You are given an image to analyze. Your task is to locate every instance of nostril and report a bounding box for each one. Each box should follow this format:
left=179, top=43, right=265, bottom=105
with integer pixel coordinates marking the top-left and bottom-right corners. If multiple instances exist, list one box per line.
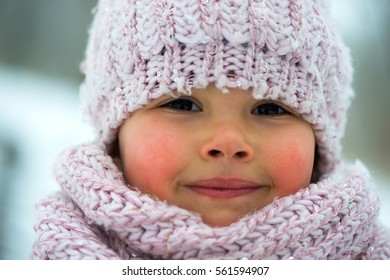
left=209, top=149, right=222, bottom=157
left=235, top=151, right=248, bottom=158
left=208, top=150, right=248, bottom=158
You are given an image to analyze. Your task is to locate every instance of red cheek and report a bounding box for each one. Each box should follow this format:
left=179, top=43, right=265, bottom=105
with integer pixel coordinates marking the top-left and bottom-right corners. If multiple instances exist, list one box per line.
left=123, top=125, right=184, bottom=199
left=269, top=139, right=314, bottom=196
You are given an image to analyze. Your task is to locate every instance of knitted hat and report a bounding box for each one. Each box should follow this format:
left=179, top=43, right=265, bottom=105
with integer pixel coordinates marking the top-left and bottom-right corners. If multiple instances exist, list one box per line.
left=80, top=0, right=354, bottom=177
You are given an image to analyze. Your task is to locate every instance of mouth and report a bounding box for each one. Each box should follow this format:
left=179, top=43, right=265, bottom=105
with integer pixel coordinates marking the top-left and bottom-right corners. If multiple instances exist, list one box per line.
left=185, top=178, right=264, bottom=199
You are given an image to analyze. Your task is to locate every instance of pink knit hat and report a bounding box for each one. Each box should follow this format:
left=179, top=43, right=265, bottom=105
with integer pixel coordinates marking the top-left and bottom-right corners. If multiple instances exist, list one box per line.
left=80, top=0, right=354, bottom=176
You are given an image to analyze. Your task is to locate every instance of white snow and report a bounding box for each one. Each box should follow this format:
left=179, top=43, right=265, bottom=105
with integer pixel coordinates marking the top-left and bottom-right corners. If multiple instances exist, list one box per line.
left=0, top=66, right=93, bottom=259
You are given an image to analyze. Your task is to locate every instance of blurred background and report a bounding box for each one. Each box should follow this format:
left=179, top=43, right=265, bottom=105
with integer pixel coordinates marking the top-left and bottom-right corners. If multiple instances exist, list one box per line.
left=0, top=0, right=389, bottom=259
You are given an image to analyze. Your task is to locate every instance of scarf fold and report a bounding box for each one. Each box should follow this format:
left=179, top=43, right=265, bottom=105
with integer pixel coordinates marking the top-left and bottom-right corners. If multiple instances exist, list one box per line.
left=31, top=143, right=390, bottom=259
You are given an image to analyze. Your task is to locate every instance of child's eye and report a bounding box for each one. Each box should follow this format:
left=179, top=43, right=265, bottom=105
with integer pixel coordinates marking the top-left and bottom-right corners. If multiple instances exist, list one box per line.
left=251, top=103, right=287, bottom=116
left=161, top=98, right=201, bottom=112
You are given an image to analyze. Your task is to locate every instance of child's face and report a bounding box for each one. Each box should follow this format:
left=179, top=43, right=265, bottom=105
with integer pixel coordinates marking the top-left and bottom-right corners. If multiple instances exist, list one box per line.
left=118, top=84, right=315, bottom=227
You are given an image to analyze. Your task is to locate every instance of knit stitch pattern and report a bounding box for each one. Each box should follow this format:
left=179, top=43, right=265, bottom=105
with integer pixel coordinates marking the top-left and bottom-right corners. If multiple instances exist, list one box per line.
left=31, top=143, right=390, bottom=260
left=80, top=0, right=353, bottom=175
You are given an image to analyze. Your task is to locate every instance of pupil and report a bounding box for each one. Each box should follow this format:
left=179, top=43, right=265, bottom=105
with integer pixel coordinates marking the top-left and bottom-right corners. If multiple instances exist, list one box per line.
left=261, top=104, right=279, bottom=115
left=172, top=100, right=193, bottom=110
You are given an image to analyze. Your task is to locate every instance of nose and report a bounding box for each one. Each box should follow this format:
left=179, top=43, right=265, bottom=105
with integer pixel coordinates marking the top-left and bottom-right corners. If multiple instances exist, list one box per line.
left=200, top=124, right=254, bottom=162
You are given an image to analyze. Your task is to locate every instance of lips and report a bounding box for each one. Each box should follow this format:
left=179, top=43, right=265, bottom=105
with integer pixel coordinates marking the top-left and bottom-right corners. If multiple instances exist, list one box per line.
left=185, top=178, right=263, bottom=199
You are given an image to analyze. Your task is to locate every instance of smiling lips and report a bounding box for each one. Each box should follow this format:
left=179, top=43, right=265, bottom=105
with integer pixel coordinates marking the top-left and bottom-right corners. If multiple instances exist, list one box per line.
left=186, top=178, right=263, bottom=199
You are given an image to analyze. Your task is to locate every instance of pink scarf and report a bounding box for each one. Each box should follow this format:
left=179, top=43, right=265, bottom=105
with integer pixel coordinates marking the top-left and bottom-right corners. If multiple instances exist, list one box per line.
left=31, top=143, right=390, bottom=259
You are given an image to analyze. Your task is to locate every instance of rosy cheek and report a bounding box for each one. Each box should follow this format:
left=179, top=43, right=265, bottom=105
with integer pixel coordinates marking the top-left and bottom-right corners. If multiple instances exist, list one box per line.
left=269, top=138, right=314, bottom=196
left=121, top=120, right=184, bottom=200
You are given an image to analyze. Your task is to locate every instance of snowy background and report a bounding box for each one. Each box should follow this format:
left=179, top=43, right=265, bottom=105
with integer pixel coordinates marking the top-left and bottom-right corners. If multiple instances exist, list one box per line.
left=0, top=0, right=389, bottom=259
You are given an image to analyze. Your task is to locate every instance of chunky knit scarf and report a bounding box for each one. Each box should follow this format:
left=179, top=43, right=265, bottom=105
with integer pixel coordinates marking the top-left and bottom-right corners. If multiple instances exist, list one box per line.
left=31, top=143, right=390, bottom=260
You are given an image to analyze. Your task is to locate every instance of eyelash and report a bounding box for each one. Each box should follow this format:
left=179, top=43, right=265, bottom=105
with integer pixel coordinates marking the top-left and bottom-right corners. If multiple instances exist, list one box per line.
left=251, top=103, right=288, bottom=116
left=161, top=98, right=201, bottom=112
left=161, top=98, right=288, bottom=116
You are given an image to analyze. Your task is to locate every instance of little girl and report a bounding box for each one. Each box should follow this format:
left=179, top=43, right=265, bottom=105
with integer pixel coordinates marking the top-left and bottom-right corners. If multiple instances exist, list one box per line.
left=31, top=0, right=390, bottom=259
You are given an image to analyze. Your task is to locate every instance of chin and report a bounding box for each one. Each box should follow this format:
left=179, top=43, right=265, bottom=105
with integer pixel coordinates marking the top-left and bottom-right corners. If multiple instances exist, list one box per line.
left=201, top=213, right=243, bottom=227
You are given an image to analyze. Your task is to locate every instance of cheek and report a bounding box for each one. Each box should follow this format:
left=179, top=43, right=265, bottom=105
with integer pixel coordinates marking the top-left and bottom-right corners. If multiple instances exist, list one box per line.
left=267, top=136, right=315, bottom=196
left=120, top=117, right=186, bottom=199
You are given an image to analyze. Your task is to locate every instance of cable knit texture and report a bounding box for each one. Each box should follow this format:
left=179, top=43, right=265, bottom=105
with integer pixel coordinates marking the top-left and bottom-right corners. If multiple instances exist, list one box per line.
left=31, top=143, right=390, bottom=260
left=80, top=0, right=353, bottom=175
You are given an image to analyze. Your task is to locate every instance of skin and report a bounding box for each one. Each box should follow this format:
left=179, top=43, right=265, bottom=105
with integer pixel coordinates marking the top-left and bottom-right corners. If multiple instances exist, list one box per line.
left=117, top=84, right=316, bottom=227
